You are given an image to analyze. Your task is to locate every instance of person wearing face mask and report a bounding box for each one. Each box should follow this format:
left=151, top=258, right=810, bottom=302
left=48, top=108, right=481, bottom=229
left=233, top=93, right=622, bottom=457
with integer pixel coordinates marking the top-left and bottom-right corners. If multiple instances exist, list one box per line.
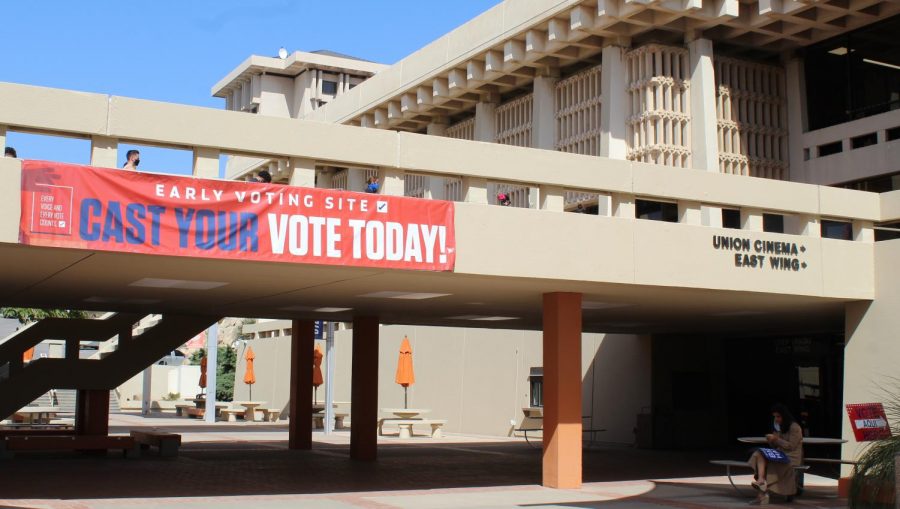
left=746, top=403, right=804, bottom=505
left=123, top=150, right=140, bottom=170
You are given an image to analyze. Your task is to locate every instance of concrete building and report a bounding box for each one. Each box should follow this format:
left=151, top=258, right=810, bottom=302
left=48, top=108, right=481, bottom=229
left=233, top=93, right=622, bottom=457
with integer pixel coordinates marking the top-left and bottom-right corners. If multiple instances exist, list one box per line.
left=0, top=0, right=898, bottom=492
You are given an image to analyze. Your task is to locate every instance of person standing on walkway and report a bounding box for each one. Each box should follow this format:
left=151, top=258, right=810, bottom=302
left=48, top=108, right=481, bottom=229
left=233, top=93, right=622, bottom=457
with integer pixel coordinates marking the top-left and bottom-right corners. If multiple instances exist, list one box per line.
left=123, top=149, right=140, bottom=170
left=4, top=147, right=16, bottom=158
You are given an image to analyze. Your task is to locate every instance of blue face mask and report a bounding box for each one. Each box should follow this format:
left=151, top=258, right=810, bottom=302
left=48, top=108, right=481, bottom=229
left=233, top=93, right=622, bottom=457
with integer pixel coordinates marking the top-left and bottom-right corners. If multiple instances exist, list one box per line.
left=773, top=421, right=781, bottom=432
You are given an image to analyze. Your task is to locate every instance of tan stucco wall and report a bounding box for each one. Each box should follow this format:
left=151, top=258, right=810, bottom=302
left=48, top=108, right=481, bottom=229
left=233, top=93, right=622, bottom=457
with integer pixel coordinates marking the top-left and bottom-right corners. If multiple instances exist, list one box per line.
left=234, top=325, right=651, bottom=442
left=842, top=239, right=900, bottom=474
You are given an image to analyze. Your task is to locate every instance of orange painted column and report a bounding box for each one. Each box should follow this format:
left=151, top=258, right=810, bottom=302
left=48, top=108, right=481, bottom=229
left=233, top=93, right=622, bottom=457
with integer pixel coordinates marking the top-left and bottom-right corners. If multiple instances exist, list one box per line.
left=542, top=292, right=583, bottom=489
left=75, top=389, right=109, bottom=437
left=289, top=319, right=315, bottom=450
left=350, top=316, right=379, bottom=461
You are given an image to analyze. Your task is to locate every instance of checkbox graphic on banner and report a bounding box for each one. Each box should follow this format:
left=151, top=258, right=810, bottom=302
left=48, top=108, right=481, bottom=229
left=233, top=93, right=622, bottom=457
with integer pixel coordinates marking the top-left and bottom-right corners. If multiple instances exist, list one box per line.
left=376, top=200, right=389, bottom=213
left=30, top=184, right=74, bottom=236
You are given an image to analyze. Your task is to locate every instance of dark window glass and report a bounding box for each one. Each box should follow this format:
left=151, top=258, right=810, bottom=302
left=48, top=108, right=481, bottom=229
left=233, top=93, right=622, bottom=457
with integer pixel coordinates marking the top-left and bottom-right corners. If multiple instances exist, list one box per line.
left=851, top=133, right=878, bottom=149
left=805, top=16, right=900, bottom=131
left=875, top=224, right=900, bottom=242
left=821, top=220, right=853, bottom=240
left=838, top=171, right=900, bottom=193
left=636, top=199, right=678, bottom=222
left=887, top=126, right=900, bottom=142
left=763, top=214, right=785, bottom=233
left=530, top=377, right=543, bottom=408
left=722, top=209, right=741, bottom=229
left=321, top=80, right=338, bottom=95
left=818, top=141, right=843, bottom=157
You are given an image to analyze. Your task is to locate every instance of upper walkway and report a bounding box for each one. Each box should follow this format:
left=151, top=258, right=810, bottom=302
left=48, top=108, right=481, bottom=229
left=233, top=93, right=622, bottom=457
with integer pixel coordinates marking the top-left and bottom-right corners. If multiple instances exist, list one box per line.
left=1, top=81, right=897, bottom=333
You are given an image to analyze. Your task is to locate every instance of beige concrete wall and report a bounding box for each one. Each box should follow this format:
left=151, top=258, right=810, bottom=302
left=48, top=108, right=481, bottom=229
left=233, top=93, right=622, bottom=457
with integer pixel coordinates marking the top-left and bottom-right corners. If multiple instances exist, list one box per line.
left=0, top=157, right=21, bottom=244
left=842, top=239, right=900, bottom=474
left=258, top=76, right=294, bottom=118
left=118, top=364, right=202, bottom=404
left=234, top=324, right=651, bottom=443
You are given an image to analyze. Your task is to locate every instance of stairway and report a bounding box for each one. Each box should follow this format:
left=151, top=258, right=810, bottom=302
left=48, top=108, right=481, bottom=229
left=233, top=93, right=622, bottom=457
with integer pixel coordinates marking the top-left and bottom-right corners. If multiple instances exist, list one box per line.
left=26, top=389, right=119, bottom=415
left=0, top=313, right=218, bottom=420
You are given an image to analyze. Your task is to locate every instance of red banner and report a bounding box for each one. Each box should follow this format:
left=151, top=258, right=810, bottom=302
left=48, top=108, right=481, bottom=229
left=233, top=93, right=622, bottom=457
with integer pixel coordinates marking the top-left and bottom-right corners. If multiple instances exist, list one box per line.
left=846, top=403, right=892, bottom=442
left=19, top=161, right=456, bottom=271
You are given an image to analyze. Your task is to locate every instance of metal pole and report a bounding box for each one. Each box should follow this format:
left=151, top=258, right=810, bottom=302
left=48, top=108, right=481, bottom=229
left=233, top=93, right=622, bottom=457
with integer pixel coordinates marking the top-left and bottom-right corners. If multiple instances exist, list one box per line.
left=204, top=323, right=218, bottom=423
left=324, top=322, right=335, bottom=434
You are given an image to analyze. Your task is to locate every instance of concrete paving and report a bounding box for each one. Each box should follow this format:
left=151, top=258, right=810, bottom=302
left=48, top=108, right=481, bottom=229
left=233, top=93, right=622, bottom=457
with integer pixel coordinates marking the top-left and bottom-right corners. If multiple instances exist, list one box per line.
left=0, top=412, right=846, bottom=509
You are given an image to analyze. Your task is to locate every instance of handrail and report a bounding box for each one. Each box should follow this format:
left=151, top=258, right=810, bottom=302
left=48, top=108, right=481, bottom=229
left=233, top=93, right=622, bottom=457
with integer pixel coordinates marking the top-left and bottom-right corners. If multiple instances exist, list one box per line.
left=0, top=81, right=889, bottom=224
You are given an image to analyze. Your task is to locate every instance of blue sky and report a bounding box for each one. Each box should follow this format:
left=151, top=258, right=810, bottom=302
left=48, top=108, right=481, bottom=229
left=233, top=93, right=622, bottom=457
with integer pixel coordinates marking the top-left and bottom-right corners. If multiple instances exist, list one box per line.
left=2, top=0, right=499, bottom=175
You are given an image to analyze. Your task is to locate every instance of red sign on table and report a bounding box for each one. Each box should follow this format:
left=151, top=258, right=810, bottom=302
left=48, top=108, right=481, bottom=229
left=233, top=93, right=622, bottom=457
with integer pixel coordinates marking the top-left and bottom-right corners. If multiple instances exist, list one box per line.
left=19, top=161, right=456, bottom=271
left=846, top=403, right=892, bottom=442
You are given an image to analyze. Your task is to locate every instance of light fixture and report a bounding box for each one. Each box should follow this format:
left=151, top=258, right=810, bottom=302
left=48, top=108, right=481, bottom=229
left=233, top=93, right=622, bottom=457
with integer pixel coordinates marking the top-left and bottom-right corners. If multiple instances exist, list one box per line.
left=278, top=47, right=288, bottom=59
left=582, top=301, right=631, bottom=310
left=314, top=307, right=352, bottom=313
left=828, top=47, right=850, bottom=56
left=129, top=278, right=228, bottom=290
left=863, top=58, right=900, bottom=71
left=447, top=315, right=518, bottom=321
left=359, top=291, right=451, bottom=300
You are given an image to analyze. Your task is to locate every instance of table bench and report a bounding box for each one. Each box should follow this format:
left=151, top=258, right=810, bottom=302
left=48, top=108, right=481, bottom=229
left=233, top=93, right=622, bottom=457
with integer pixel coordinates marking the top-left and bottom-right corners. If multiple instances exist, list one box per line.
left=710, top=459, right=809, bottom=496
left=174, top=403, right=193, bottom=417
left=313, top=412, right=350, bottom=429
left=185, top=408, right=206, bottom=419
left=260, top=409, right=281, bottom=422
left=220, top=409, right=244, bottom=422
left=0, top=435, right=139, bottom=459
left=378, top=418, right=447, bottom=438
left=130, top=431, right=181, bottom=457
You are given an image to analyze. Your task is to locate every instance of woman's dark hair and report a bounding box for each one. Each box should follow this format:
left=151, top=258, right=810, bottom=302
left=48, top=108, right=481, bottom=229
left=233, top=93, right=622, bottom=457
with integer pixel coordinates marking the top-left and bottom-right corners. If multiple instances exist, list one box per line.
left=771, top=403, right=796, bottom=432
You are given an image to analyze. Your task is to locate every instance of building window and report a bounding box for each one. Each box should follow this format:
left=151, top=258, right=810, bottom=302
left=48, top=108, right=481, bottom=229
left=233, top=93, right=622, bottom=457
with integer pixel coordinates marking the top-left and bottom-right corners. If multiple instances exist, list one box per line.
left=529, top=368, right=543, bottom=408
left=821, top=220, right=853, bottom=240
left=322, top=80, right=338, bottom=95
left=838, top=171, right=900, bottom=193
left=763, top=214, right=785, bottom=233
left=722, top=209, right=741, bottom=229
left=636, top=199, right=678, bottom=222
left=805, top=16, right=900, bottom=131
left=875, top=222, right=900, bottom=242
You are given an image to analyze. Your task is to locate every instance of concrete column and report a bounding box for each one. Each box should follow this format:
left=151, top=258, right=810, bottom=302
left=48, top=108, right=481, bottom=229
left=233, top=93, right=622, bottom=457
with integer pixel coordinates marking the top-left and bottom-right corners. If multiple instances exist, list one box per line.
left=687, top=38, right=719, bottom=172
left=90, top=136, right=119, bottom=169
left=379, top=168, right=405, bottom=196
left=474, top=94, right=499, bottom=142
left=679, top=200, right=702, bottom=225
left=532, top=70, right=559, bottom=150
left=350, top=316, right=379, bottom=461
left=853, top=220, right=874, bottom=242
left=75, top=389, right=109, bottom=437
left=462, top=177, right=488, bottom=204
left=540, top=185, right=565, bottom=211
left=289, top=319, right=315, bottom=450
left=600, top=44, right=629, bottom=159
left=786, top=214, right=819, bottom=237
left=192, top=147, right=220, bottom=179
left=427, top=119, right=448, bottom=136
left=425, top=119, right=449, bottom=197
left=611, top=193, right=635, bottom=218
left=701, top=205, right=723, bottom=228
left=784, top=57, right=807, bottom=181
left=317, top=169, right=334, bottom=189
left=542, top=292, right=582, bottom=489
left=741, top=209, right=763, bottom=232
left=347, top=168, right=367, bottom=193
left=289, top=157, right=316, bottom=188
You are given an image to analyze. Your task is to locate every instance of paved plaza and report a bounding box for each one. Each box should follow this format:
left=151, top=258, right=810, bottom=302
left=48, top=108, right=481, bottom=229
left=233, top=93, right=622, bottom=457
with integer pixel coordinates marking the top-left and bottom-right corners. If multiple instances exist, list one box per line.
left=0, top=413, right=844, bottom=509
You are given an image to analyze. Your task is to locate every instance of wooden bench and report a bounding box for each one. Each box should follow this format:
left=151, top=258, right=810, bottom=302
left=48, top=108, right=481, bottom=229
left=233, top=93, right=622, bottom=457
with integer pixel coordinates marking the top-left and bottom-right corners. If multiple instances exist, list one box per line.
left=0, top=435, right=139, bottom=459
left=378, top=419, right=447, bottom=438
left=130, top=431, right=181, bottom=457
left=260, top=409, right=281, bottom=422
left=710, top=459, right=809, bottom=495
left=174, top=403, right=194, bottom=417
left=220, top=409, right=244, bottom=422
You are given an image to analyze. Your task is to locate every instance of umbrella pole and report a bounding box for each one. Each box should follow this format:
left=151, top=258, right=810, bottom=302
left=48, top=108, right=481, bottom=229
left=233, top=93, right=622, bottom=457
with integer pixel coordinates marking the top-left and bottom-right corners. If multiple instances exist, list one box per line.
left=314, top=386, right=317, bottom=404
left=404, top=386, right=408, bottom=409
left=249, top=385, right=252, bottom=401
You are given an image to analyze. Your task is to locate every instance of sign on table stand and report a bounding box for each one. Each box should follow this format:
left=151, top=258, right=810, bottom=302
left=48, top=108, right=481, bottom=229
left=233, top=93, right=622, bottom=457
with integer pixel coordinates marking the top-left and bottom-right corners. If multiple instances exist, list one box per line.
left=846, top=403, right=891, bottom=441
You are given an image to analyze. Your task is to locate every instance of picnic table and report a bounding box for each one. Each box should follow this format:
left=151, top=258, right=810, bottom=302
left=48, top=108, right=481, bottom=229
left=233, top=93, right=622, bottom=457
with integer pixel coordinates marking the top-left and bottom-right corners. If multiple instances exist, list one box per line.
left=232, top=401, right=266, bottom=422
left=381, top=408, right=430, bottom=419
left=737, top=436, right=847, bottom=445
left=14, top=407, right=58, bottom=425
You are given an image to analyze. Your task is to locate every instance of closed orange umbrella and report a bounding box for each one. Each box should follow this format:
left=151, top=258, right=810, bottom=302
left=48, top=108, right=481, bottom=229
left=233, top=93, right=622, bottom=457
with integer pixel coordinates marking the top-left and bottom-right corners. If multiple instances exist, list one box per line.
left=23, top=347, right=35, bottom=363
left=395, top=337, right=415, bottom=409
left=313, top=345, right=324, bottom=402
left=199, top=354, right=208, bottom=391
left=243, top=346, right=256, bottom=400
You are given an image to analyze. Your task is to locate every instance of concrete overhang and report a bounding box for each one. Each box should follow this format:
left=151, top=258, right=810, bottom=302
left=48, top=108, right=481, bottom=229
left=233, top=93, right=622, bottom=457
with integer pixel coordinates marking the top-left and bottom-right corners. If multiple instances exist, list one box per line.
left=212, top=51, right=388, bottom=98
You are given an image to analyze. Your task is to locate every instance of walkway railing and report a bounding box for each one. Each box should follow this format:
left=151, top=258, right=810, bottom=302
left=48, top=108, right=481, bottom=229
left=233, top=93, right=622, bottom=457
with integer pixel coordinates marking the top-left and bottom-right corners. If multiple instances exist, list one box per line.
left=1, top=81, right=895, bottom=242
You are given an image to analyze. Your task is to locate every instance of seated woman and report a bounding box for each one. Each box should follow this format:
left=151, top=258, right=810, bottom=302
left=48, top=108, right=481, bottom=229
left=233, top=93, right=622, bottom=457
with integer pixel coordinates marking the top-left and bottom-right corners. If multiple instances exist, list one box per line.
left=747, top=403, right=804, bottom=505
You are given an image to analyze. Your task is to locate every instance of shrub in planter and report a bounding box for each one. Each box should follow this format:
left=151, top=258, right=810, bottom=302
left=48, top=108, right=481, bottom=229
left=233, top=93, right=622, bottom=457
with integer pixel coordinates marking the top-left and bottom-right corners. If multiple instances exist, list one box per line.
left=849, top=380, right=900, bottom=509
